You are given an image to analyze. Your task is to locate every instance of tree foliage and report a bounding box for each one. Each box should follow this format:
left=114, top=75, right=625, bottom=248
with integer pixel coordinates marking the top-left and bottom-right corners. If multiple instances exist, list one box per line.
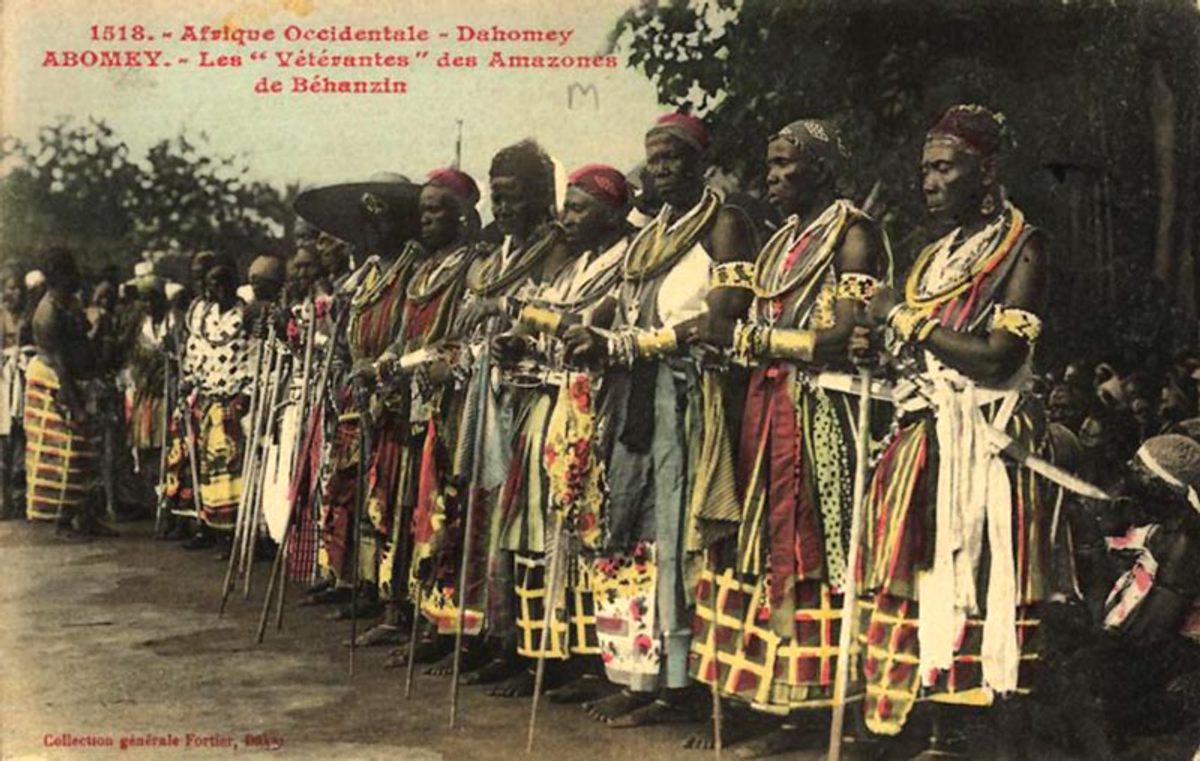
left=0, top=117, right=295, bottom=280
left=614, top=0, right=1200, bottom=369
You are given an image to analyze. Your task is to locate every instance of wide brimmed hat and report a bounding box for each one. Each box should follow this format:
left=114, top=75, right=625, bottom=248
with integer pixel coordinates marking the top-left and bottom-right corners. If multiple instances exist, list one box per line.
left=294, top=171, right=421, bottom=250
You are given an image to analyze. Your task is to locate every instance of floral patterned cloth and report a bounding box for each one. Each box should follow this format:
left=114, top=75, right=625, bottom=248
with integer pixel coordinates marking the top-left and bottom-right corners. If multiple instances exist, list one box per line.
left=593, top=541, right=663, bottom=691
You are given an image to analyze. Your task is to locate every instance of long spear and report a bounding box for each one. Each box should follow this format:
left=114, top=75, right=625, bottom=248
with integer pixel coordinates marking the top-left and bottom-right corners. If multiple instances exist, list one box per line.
left=448, top=332, right=493, bottom=727
left=826, top=369, right=872, bottom=761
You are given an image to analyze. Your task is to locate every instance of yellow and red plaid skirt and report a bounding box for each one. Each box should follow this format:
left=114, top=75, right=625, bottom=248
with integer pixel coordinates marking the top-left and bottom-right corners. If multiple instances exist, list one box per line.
left=23, top=357, right=98, bottom=521
left=858, top=593, right=1042, bottom=736
left=691, top=568, right=861, bottom=712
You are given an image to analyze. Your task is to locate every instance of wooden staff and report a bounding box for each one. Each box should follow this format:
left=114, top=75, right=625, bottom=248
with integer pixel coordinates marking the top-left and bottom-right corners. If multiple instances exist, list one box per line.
left=256, top=519, right=286, bottom=643
left=526, top=512, right=567, bottom=752
left=708, top=547, right=723, bottom=759
left=243, top=320, right=285, bottom=599
left=449, top=335, right=493, bottom=728
left=404, top=589, right=421, bottom=700
left=826, top=369, right=872, bottom=761
left=219, top=317, right=272, bottom=615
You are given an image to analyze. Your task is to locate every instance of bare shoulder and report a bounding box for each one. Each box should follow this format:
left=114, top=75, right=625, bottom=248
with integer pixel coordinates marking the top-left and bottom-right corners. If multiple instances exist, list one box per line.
left=707, top=204, right=757, bottom=263
left=838, top=216, right=885, bottom=275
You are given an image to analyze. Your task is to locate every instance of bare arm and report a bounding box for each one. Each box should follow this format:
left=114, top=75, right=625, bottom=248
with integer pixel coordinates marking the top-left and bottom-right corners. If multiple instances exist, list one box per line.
left=765, top=219, right=882, bottom=366
left=702, top=205, right=757, bottom=330
left=33, top=301, right=86, bottom=415
left=921, top=233, right=1047, bottom=384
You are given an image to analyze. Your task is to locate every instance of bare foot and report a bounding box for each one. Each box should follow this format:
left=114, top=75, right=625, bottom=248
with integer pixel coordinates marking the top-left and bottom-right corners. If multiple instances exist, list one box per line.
left=426, top=645, right=488, bottom=676
left=733, top=724, right=820, bottom=759
left=681, top=713, right=764, bottom=750
left=583, top=690, right=653, bottom=724
left=461, top=657, right=521, bottom=686
left=608, top=698, right=700, bottom=729
left=547, top=674, right=617, bottom=705
left=487, top=669, right=536, bottom=698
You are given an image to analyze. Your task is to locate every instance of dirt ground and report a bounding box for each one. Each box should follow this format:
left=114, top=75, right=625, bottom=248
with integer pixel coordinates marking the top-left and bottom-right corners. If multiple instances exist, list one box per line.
left=0, top=519, right=1195, bottom=761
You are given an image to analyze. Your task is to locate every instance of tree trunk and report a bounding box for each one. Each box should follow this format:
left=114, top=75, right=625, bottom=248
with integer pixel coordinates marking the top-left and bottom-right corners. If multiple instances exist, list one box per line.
left=1149, top=57, right=1178, bottom=286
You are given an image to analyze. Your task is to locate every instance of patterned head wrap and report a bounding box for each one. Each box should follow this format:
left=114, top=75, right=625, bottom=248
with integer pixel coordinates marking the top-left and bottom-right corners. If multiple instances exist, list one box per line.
left=927, top=104, right=1008, bottom=158
left=770, top=119, right=851, bottom=189
left=1137, top=434, right=1200, bottom=512
left=426, top=168, right=480, bottom=207
left=646, top=112, right=711, bottom=154
left=568, top=164, right=630, bottom=210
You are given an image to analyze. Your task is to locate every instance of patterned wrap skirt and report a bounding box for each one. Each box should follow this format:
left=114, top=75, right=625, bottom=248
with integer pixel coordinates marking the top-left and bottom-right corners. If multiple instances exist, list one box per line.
left=196, top=396, right=246, bottom=532
left=857, top=399, right=1051, bottom=736
left=23, top=357, right=98, bottom=521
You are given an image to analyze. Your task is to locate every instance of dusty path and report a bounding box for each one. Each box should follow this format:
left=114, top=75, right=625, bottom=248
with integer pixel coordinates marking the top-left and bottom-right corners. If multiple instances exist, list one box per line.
left=1, top=520, right=1192, bottom=760
left=0, top=521, right=712, bottom=761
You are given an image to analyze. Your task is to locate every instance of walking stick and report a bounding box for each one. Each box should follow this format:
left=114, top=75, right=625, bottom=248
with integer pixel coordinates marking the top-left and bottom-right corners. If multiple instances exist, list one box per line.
left=154, top=355, right=171, bottom=534
left=404, top=589, right=421, bottom=699
left=526, top=513, right=567, bottom=752
left=449, top=333, right=493, bottom=728
left=708, top=547, right=723, bottom=759
left=827, top=369, right=873, bottom=761
left=234, top=325, right=269, bottom=569
left=256, top=525, right=285, bottom=644
left=275, top=303, right=318, bottom=621
left=349, top=377, right=373, bottom=679
left=221, top=322, right=270, bottom=614
left=244, top=324, right=282, bottom=597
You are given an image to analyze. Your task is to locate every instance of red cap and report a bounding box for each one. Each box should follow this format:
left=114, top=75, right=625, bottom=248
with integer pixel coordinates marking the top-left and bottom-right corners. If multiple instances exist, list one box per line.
left=568, top=164, right=629, bottom=209
left=425, top=168, right=480, bottom=206
left=927, top=105, right=1006, bottom=157
left=647, top=112, right=711, bottom=153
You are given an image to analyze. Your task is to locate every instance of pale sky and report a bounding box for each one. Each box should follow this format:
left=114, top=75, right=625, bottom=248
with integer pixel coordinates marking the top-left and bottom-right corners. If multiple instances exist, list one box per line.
left=1, top=0, right=666, bottom=197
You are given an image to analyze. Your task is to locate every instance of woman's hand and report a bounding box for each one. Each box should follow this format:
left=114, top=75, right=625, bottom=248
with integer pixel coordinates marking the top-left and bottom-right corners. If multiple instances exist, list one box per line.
left=563, top=325, right=606, bottom=364
left=866, top=285, right=900, bottom=327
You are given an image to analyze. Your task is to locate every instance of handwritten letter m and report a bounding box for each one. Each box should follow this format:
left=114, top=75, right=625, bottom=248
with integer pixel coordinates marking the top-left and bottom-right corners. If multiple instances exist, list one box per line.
left=567, top=83, right=599, bottom=110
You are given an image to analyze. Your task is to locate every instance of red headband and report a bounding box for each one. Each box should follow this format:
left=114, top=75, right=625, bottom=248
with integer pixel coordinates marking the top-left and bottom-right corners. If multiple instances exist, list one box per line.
left=647, top=112, right=711, bottom=152
left=568, top=164, right=629, bottom=209
left=426, top=168, right=480, bottom=206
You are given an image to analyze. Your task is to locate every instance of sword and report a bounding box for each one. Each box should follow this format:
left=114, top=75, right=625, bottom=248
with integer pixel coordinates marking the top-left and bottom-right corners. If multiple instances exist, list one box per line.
left=980, top=424, right=1113, bottom=501
left=817, top=369, right=1112, bottom=501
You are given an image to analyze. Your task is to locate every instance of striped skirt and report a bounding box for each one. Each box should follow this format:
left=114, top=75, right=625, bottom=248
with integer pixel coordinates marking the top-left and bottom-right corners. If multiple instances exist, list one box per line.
left=23, top=357, right=98, bottom=521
